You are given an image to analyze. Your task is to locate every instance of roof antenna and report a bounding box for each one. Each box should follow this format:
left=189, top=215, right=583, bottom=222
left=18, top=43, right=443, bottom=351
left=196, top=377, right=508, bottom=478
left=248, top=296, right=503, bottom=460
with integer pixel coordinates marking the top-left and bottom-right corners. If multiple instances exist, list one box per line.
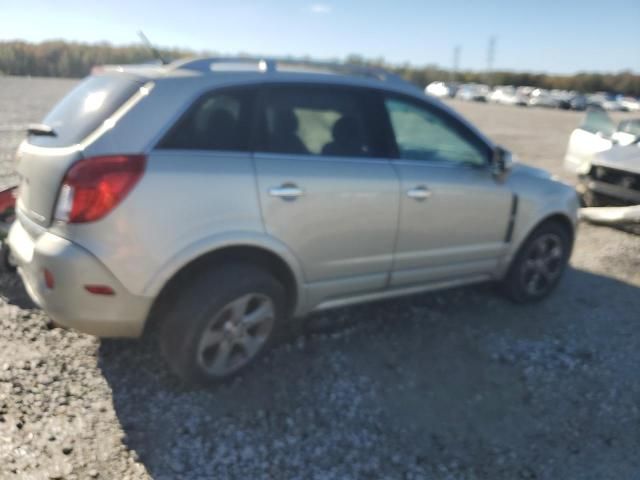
left=137, top=30, right=169, bottom=65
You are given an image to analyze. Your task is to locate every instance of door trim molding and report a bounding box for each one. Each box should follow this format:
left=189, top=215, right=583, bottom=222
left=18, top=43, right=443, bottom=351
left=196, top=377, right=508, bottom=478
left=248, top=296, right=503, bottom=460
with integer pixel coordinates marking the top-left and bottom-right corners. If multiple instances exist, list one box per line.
left=312, top=274, right=490, bottom=311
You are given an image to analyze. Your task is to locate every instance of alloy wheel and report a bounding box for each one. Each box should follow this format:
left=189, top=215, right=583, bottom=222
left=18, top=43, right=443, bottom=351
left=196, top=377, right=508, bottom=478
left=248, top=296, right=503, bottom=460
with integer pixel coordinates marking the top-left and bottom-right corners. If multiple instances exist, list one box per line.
left=196, top=293, right=275, bottom=377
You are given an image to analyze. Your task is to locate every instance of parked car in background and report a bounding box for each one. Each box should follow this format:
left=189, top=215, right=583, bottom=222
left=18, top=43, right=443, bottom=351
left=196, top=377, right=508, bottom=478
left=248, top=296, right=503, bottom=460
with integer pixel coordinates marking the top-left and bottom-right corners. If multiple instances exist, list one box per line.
left=455, top=83, right=489, bottom=102
left=550, top=90, right=574, bottom=110
left=528, top=89, right=560, bottom=109
left=488, top=86, right=528, bottom=106
left=588, top=93, right=627, bottom=111
left=565, top=108, right=640, bottom=206
left=425, top=81, right=459, bottom=98
left=516, top=86, right=535, bottom=98
left=569, top=94, right=588, bottom=111
left=9, top=58, right=578, bottom=384
left=620, top=97, right=640, bottom=112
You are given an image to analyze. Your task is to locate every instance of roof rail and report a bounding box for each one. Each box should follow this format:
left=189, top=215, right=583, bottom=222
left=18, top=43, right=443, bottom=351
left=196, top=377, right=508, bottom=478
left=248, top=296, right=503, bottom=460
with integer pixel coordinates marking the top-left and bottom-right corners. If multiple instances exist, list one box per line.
left=170, top=57, right=276, bottom=73
left=170, top=56, right=411, bottom=87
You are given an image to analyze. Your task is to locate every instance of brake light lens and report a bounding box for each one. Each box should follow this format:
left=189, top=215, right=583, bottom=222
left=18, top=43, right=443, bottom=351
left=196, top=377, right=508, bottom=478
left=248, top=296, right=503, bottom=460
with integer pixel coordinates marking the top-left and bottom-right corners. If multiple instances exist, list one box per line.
left=84, top=285, right=115, bottom=295
left=55, top=155, right=146, bottom=223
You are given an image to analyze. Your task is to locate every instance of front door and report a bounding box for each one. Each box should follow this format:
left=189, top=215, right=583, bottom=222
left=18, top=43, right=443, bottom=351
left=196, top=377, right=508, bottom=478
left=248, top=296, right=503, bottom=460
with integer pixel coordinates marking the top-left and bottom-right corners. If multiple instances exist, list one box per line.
left=382, top=95, right=513, bottom=287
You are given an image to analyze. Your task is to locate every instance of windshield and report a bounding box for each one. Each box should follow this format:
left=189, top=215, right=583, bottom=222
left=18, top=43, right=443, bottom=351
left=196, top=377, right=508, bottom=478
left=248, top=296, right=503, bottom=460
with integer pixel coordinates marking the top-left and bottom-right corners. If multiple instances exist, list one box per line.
left=580, top=108, right=616, bottom=137
left=618, top=119, right=640, bottom=137
left=29, top=75, right=143, bottom=147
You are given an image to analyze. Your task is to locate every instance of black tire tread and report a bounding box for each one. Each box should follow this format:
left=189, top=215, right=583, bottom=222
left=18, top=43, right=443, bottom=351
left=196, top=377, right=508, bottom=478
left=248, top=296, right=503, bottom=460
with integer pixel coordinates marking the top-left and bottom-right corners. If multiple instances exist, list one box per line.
left=158, top=263, right=286, bottom=384
left=502, top=220, right=572, bottom=303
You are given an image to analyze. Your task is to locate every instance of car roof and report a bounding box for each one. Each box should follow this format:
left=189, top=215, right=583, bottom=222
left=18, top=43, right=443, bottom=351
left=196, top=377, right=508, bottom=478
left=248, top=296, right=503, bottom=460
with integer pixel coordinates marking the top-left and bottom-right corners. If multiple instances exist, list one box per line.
left=96, top=56, right=427, bottom=99
left=94, top=56, right=496, bottom=150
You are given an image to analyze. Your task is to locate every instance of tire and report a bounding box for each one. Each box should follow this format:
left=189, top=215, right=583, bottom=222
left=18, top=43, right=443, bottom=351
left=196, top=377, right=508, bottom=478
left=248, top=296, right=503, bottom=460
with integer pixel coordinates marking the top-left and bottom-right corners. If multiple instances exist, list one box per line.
left=159, top=264, right=286, bottom=384
left=502, top=221, right=572, bottom=303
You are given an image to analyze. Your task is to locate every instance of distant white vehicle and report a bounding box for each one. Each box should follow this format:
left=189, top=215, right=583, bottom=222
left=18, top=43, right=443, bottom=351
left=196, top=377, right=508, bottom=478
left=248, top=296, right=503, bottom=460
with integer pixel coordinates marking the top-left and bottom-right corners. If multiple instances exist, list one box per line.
left=564, top=108, right=640, bottom=207
left=425, top=81, right=458, bottom=98
left=620, top=97, right=640, bottom=112
left=588, top=93, right=626, bottom=111
left=516, top=86, right=535, bottom=98
left=528, top=88, right=561, bottom=109
left=455, top=83, right=489, bottom=102
left=488, top=86, right=527, bottom=106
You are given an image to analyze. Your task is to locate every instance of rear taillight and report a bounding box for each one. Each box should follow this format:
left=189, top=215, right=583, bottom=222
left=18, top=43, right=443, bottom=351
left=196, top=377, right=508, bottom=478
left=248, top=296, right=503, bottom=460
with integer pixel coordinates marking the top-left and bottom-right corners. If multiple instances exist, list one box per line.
left=54, top=155, right=146, bottom=223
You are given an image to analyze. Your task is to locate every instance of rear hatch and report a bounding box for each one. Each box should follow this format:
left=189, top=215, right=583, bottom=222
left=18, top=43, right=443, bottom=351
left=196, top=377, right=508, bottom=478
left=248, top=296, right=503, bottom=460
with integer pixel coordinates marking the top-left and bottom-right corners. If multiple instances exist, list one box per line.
left=16, top=74, right=145, bottom=228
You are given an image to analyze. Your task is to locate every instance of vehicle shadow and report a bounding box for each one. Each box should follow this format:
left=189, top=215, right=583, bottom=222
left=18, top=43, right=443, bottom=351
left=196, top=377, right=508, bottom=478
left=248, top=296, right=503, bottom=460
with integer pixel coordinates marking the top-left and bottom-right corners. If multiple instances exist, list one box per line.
left=98, top=267, right=640, bottom=478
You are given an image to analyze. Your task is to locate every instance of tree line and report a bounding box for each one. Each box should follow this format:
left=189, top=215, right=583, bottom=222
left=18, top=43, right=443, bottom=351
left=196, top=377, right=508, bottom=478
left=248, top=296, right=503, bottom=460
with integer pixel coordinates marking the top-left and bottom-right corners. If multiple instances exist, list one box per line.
left=1, top=40, right=639, bottom=96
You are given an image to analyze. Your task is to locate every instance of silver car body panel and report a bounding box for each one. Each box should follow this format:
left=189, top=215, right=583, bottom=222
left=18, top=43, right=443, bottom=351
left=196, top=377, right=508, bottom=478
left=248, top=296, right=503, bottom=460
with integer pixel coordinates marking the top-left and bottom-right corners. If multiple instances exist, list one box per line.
left=389, top=159, right=512, bottom=286
left=496, top=164, right=579, bottom=276
left=8, top=63, right=579, bottom=335
left=254, top=153, right=399, bottom=281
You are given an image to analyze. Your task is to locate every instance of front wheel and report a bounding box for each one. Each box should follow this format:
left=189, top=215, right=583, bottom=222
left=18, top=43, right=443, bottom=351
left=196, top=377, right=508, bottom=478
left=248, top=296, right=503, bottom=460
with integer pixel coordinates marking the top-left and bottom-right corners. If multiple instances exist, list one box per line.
left=502, top=222, right=572, bottom=302
left=159, top=264, right=286, bottom=384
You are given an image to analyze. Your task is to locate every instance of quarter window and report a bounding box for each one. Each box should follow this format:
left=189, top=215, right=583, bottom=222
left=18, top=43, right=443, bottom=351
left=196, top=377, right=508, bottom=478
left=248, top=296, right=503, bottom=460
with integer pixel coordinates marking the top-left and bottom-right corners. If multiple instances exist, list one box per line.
left=159, top=88, right=255, bottom=151
left=258, top=87, right=377, bottom=157
left=385, top=98, right=488, bottom=165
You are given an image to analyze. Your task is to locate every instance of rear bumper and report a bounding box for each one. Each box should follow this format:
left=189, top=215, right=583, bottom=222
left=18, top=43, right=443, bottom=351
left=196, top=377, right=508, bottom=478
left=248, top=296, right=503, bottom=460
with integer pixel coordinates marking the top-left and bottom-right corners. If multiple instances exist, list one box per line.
left=7, top=219, right=152, bottom=337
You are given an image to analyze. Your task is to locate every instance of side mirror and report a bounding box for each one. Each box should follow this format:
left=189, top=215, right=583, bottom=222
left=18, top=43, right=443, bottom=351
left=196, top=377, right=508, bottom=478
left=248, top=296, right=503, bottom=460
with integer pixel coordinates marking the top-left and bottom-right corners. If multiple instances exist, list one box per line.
left=492, top=146, right=513, bottom=180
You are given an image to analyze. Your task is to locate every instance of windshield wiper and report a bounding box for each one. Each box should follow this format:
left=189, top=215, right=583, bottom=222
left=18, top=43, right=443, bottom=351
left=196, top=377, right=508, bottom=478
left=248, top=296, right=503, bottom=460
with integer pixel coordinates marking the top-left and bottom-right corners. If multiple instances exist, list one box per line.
left=27, top=123, right=57, bottom=137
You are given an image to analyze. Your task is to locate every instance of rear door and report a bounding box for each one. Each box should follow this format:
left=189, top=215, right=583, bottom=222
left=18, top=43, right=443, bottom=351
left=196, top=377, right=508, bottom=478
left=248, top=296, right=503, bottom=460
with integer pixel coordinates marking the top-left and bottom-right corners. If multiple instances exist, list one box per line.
left=16, top=74, right=144, bottom=228
left=382, top=94, right=513, bottom=287
left=253, top=84, right=399, bottom=301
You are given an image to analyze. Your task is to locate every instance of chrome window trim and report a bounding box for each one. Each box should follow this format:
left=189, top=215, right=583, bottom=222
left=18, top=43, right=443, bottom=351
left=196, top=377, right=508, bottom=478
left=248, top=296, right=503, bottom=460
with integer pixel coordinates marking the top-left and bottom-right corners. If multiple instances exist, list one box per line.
left=252, top=151, right=394, bottom=166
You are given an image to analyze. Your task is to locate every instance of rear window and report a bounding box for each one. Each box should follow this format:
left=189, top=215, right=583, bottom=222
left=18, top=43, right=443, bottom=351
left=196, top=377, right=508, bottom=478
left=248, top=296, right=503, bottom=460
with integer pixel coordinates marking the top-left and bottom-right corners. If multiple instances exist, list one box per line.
left=29, top=75, right=143, bottom=147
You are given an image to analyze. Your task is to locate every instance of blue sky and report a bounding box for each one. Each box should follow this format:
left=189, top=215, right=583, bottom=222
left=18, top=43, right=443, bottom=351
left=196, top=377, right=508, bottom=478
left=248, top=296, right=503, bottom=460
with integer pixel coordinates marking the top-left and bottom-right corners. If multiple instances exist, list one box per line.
left=2, top=0, right=639, bottom=73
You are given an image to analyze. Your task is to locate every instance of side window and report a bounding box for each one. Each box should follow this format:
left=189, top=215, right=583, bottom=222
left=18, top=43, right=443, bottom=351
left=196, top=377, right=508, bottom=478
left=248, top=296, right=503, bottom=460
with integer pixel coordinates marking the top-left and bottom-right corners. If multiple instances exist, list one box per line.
left=159, top=88, right=255, bottom=151
left=258, top=86, right=378, bottom=157
left=384, top=98, right=488, bottom=165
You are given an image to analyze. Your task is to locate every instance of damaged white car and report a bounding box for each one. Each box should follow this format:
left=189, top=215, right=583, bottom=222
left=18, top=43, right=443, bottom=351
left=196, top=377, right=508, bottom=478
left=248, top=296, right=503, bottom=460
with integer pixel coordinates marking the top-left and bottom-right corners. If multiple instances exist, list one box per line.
left=564, top=108, right=640, bottom=224
left=565, top=109, right=640, bottom=206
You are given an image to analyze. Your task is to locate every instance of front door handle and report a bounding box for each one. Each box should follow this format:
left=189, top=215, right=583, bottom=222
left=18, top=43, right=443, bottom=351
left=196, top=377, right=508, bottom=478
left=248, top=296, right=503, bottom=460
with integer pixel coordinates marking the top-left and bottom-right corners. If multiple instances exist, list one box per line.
left=269, top=184, right=304, bottom=200
left=407, top=186, right=432, bottom=201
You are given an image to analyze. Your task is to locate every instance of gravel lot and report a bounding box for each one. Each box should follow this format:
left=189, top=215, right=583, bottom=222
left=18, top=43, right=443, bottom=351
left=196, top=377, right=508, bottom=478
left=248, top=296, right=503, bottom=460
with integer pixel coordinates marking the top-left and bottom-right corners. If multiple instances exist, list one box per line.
left=1, top=77, right=639, bottom=479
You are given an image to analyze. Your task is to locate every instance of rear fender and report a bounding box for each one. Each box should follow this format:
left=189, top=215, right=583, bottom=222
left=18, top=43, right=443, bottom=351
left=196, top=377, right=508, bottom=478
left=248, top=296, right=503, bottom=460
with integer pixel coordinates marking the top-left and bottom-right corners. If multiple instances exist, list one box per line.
left=143, top=231, right=306, bottom=313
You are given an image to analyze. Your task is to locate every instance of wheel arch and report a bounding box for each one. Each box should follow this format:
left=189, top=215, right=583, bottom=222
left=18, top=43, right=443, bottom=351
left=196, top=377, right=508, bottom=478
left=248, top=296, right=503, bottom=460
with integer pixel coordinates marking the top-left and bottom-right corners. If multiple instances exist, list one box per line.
left=143, top=239, right=304, bottom=335
left=534, top=213, right=575, bottom=242
left=498, top=211, right=576, bottom=279
left=515, top=212, right=576, bottom=258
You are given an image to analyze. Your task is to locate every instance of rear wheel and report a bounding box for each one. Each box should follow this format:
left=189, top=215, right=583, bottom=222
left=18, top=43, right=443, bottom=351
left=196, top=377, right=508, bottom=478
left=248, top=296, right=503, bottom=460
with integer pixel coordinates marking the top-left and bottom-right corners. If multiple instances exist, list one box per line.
left=159, top=264, right=286, bottom=384
left=502, top=221, right=572, bottom=302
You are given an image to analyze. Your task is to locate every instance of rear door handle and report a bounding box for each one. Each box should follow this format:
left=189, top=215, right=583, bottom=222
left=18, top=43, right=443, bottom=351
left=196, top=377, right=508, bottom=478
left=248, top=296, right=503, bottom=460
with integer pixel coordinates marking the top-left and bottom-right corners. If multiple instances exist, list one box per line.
left=269, top=184, right=304, bottom=200
left=407, top=186, right=432, bottom=201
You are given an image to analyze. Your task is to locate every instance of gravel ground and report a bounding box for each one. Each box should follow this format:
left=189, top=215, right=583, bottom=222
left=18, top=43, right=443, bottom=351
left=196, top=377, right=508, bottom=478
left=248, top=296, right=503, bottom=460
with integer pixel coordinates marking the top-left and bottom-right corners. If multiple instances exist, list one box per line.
left=1, top=77, right=639, bottom=479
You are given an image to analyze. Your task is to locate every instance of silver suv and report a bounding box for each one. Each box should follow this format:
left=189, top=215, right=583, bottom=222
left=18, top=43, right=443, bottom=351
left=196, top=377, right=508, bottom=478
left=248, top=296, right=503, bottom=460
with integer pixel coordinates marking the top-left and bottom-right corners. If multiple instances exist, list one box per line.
left=9, top=58, right=578, bottom=383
